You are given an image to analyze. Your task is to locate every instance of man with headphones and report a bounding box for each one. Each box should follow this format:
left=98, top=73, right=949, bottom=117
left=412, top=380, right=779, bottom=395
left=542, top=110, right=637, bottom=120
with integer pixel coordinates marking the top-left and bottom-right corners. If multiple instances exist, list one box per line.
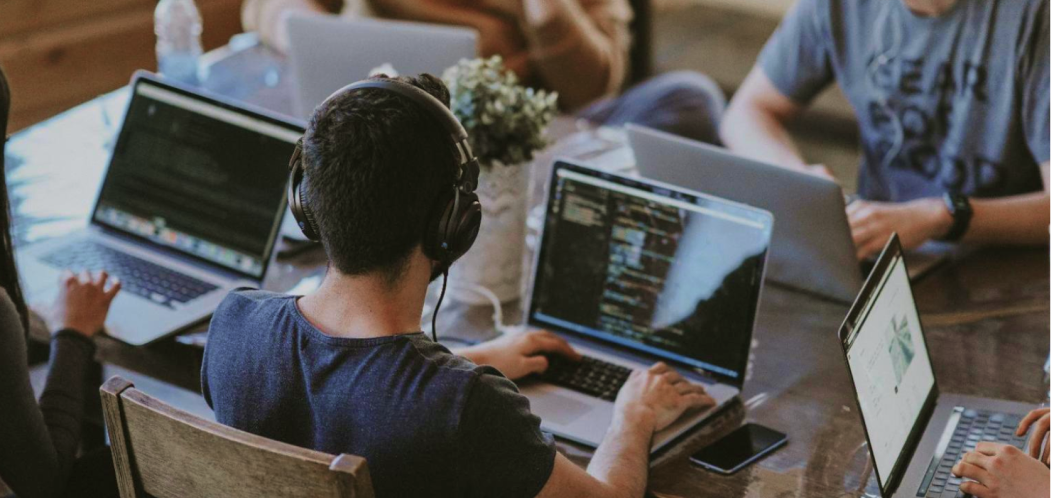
left=719, top=0, right=1049, bottom=260
left=201, top=73, right=713, bottom=497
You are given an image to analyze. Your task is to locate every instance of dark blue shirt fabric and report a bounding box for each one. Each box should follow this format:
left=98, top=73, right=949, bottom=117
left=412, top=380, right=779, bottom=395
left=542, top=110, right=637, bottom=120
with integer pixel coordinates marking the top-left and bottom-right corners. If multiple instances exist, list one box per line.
left=201, top=290, right=556, bottom=498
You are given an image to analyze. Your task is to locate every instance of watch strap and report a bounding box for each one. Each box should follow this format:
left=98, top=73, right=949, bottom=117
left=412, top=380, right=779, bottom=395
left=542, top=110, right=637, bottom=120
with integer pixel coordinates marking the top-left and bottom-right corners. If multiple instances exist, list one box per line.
left=940, top=193, right=972, bottom=242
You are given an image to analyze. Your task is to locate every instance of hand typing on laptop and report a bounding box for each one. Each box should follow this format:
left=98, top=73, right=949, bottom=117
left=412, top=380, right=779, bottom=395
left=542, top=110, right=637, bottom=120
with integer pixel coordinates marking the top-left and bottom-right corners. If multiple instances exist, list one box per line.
left=952, top=441, right=1049, bottom=498
left=947, top=404, right=1051, bottom=498
left=53, top=270, right=121, bottom=337
left=455, top=330, right=582, bottom=380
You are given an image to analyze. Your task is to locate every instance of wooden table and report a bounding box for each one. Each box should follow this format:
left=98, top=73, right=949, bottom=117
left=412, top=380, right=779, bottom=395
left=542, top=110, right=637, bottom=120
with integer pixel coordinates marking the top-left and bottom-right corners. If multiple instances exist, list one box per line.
left=8, top=42, right=1049, bottom=498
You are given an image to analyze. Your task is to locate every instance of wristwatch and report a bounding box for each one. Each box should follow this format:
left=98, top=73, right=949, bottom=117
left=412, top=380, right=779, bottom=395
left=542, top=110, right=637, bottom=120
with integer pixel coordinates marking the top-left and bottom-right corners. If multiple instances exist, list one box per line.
left=940, top=193, right=972, bottom=242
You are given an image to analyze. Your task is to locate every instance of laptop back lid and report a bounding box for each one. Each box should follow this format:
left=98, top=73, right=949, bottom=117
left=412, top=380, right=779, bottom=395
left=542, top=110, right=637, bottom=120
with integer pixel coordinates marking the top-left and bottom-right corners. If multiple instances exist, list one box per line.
left=91, top=72, right=303, bottom=282
left=838, top=234, right=940, bottom=496
left=627, top=124, right=861, bottom=302
left=527, top=161, right=773, bottom=387
left=287, top=15, right=478, bottom=118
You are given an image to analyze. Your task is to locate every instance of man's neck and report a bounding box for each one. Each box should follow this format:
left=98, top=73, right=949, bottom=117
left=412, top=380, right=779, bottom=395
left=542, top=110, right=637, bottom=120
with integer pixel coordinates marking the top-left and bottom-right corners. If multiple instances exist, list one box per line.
left=297, top=262, right=429, bottom=339
left=902, top=0, right=959, bottom=16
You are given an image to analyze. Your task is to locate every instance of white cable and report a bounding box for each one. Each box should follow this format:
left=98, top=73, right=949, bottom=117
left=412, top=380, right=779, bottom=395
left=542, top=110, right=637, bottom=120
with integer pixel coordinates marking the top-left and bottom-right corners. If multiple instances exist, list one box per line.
left=444, top=281, right=514, bottom=335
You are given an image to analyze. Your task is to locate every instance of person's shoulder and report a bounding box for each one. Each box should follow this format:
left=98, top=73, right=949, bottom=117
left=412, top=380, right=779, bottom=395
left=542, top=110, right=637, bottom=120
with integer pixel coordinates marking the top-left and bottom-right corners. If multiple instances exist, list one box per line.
left=209, top=288, right=295, bottom=334
left=402, top=336, right=493, bottom=374
left=0, top=287, right=23, bottom=346
left=401, top=339, right=517, bottom=398
left=0, top=286, right=16, bottom=317
left=460, top=364, right=531, bottom=416
left=217, top=288, right=293, bottom=313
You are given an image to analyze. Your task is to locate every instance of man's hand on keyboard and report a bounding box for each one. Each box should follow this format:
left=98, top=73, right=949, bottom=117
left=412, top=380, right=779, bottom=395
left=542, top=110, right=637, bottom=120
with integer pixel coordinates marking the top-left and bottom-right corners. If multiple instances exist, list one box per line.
left=613, top=362, right=715, bottom=433
left=457, top=330, right=582, bottom=380
left=55, top=270, right=121, bottom=337
left=953, top=442, right=1050, bottom=498
left=1016, top=407, right=1050, bottom=464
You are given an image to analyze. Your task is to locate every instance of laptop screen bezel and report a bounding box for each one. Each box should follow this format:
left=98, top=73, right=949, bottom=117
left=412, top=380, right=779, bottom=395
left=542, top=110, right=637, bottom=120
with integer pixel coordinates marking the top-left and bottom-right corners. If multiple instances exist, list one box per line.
left=526, top=160, right=772, bottom=387
left=836, top=233, right=940, bottom=496
left=89, top=72, right=305, bottom=282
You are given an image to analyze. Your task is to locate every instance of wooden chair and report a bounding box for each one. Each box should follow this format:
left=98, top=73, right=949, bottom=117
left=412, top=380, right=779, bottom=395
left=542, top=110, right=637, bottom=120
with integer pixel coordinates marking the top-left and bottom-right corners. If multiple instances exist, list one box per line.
left=100, top=377, right=374, bottom=498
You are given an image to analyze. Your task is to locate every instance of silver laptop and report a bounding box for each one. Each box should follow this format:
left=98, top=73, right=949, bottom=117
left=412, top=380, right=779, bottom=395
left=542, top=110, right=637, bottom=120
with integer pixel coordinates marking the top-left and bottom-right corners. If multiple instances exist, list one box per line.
left=17, top=72, right=302, bottom=345
left=286, top=15, right=478, bottom=119
left=518, top=160, right=774, bottom=453
left=838, top=234, right=1034, bottom=497
left=627, top=124, right=862, bottom=302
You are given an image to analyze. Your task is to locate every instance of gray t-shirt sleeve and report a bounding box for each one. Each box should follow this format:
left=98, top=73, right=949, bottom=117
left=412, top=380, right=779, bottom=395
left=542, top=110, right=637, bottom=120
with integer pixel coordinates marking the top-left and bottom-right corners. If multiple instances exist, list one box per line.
left=757, top=0, right=835, bottom=104
left=1020, top=1, right=1050, bottom=164
left=459, top=371, right=556, bottom=498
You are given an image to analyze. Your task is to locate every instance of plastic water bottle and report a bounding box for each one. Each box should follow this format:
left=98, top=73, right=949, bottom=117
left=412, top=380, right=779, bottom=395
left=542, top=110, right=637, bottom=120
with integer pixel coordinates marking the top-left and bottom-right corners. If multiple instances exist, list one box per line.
left=155, top=0, right=203, bottom=86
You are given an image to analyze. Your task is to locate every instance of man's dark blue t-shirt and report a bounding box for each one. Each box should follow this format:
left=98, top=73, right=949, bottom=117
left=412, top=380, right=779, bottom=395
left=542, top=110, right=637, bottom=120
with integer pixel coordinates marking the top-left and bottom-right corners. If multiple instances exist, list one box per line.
left=201, top=290, right=556, bottom=497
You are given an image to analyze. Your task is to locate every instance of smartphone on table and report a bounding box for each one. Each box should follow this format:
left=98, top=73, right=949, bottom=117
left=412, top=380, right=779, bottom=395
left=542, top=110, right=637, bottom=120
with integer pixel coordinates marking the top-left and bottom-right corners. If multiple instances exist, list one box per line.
left=689, top=423, right=787, bottom=475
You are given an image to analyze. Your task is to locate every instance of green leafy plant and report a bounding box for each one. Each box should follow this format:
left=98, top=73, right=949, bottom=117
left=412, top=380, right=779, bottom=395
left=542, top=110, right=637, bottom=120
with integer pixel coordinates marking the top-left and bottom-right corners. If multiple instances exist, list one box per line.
left=443, top=56, right=558, bottom=167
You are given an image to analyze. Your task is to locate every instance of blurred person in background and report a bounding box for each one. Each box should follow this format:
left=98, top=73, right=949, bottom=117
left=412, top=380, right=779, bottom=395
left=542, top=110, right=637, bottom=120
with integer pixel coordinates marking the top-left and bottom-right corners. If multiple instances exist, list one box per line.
left=242, top=0, right=727, bottom=144
left=721, top=0, right=1049, bottom=260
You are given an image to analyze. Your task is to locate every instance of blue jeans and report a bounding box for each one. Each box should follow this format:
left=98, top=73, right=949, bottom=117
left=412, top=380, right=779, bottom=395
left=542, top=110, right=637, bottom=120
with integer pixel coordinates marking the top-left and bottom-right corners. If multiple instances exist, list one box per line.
left=578, top=71, right=726, bottom=145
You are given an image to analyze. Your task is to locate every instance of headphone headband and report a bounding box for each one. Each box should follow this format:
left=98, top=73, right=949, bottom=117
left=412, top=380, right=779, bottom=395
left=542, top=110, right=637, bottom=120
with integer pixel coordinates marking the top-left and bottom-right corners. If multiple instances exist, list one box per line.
left=326, top=79, right=479, bottom=190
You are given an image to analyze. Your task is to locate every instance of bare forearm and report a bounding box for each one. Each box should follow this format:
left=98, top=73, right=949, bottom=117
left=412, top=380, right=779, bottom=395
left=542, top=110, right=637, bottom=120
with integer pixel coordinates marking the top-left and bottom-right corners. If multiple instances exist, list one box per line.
left=242, top=0, right=329, bottom=53
left=964, top=192, right=1050, bottom=245
left=585, top=410, right=655, bottom=498
left=721, top=101, right=808, bottom=170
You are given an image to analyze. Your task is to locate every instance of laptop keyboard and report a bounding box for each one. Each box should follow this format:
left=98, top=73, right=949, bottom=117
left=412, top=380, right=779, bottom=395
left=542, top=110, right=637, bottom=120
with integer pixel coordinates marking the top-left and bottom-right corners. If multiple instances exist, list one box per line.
left=42, top=242, right=219, bottom=308
left=918, top=408, right=1028, bottom=498
left=538, top=355, right=633, bottom=402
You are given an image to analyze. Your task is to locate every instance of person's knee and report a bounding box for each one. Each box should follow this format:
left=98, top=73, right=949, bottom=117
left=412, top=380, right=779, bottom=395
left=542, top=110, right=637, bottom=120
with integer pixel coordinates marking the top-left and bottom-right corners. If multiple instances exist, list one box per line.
left=644, top=71, right=727, bottom=112
left=631, top=71, right=726, bottom=144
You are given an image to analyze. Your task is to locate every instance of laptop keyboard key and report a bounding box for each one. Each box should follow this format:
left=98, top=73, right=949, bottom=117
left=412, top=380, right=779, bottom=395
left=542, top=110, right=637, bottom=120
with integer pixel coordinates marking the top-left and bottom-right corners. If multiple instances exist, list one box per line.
left=538, top=355, right=633, bottom=402
left=42, top=241, right=219, bottom=309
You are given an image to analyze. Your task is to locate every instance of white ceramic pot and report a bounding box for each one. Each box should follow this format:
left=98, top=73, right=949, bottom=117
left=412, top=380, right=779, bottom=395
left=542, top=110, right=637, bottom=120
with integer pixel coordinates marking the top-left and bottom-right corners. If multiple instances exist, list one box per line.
left=448, top=160, right=529, bottom=304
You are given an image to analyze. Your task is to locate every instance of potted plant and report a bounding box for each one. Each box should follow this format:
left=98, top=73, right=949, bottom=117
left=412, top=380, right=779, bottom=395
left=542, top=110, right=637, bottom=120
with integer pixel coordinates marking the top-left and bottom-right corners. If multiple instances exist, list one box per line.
left=442, top=56, right=558, bottom=303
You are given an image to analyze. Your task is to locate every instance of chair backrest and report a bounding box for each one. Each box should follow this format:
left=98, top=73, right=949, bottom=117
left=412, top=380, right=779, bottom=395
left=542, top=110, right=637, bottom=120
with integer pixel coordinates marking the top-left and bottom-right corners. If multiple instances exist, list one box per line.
left=100, top=377, right=374, bottom=498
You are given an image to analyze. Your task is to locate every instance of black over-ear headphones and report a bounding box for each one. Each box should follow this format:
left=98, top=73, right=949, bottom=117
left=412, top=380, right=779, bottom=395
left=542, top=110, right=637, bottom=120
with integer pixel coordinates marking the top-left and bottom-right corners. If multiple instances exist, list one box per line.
left=287, top=78, right=483, bottom=267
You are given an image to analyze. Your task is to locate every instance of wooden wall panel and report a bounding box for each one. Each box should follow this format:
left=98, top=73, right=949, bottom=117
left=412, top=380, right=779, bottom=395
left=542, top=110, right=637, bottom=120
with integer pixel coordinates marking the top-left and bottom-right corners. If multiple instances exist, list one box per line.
left=0, top=0, right=243, bottom=132
left=0, top=0, right=153, bottom=38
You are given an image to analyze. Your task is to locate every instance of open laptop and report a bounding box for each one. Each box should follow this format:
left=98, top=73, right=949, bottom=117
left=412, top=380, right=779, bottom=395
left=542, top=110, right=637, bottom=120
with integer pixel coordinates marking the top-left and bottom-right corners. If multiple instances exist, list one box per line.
left=629, top=125, right=955, bottom=301
left=518, top=160, right=774, bottom=453
left=837, top=234, right=1034, bottom=497
left=17, top=72, right=302, bottom=345
left=286, top=15, right=478, bottom=119
left=627, top=124, right=861, bottom=302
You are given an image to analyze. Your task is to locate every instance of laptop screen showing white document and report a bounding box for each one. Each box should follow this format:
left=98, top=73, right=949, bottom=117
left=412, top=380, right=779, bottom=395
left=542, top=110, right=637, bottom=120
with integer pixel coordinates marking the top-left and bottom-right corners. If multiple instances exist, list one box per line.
left=92, top=76, right=302, bottom=280
left=528, top=162, right=772, bottom=385
left=841, top=237, right=937, bottom=491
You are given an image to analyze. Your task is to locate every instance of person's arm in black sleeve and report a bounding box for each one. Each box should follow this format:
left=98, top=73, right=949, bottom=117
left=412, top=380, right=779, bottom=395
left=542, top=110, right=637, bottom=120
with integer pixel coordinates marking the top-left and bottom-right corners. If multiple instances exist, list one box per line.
left=0, top=291, right=96, bottom=498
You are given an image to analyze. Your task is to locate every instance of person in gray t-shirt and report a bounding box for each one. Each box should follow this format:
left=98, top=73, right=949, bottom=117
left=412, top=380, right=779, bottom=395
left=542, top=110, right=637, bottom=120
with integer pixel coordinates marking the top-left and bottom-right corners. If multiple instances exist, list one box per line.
left=721, top=0, right=1049, bottom=259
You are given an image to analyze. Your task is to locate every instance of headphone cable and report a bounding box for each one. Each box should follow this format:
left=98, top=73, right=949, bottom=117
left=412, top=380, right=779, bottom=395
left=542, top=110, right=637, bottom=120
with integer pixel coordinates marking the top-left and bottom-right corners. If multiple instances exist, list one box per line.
left=431, top=270, right=449, bottom=342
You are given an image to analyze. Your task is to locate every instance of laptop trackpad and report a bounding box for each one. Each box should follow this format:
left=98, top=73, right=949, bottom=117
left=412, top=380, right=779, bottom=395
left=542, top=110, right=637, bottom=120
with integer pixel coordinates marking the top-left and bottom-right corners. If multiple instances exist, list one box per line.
left=531, top=392, right=594, bottom=426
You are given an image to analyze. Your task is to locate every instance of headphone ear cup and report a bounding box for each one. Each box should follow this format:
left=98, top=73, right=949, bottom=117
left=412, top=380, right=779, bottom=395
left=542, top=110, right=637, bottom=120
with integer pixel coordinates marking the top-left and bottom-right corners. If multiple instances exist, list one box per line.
left=299, top=188, right=321, bottom=242
left=424, top=189, right=482, bottom=263
left=423, top=188, right=456, bottom=262
left=445, top=191, right=481, bottom=261
left=287, top=149, right=321, bottom=242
